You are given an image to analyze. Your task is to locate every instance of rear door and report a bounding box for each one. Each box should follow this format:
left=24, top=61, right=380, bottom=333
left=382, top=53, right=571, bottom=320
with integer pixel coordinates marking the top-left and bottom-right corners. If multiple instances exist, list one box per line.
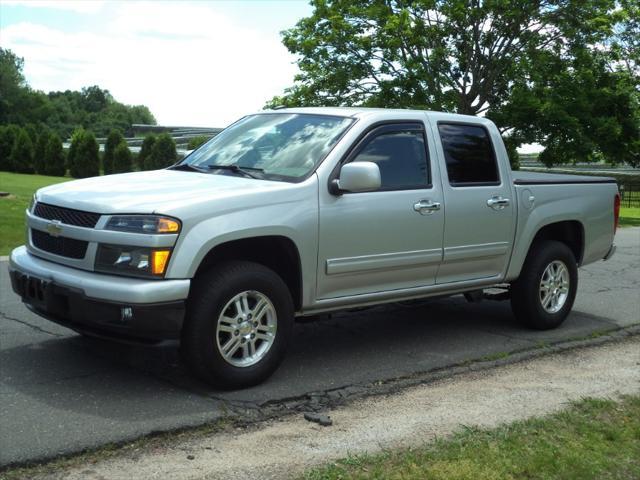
left=433, top=121, right=515, bottom=283
left=316, top=122, right=445, bottom=299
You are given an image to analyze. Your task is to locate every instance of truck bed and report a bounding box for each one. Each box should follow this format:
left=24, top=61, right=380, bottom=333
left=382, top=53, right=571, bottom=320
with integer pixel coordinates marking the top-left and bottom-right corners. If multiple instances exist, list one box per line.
left=513, top=171, right=617, bottom=185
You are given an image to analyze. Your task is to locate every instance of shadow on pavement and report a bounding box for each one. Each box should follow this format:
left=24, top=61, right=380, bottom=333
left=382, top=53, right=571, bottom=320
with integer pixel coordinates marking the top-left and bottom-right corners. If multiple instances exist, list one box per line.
left=4, top=296, right=617, bottom=408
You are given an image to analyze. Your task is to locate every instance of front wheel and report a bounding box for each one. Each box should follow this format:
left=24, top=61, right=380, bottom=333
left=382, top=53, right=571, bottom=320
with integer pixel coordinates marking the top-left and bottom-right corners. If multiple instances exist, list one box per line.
left=510, top=240, right=578, bottom=330
left=182, top=261, right=294, bottom=389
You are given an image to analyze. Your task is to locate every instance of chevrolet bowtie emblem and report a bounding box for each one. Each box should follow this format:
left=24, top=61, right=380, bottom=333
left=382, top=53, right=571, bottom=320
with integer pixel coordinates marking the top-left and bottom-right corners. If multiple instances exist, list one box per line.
left=46, top=220, right=63, bottom=237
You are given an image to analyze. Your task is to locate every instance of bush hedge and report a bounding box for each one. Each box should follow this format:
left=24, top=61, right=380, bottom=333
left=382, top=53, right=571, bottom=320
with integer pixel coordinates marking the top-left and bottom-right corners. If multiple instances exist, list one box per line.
left=112, top=140, right=133, bottom=174
left=43, top=132, right=66, bottom=176
left=10, top=128, right=34, bottom=173
left=67, top=129, right=99, bottom=178
left=138, top=134, right=157, bottom=170
left=148, top=133, right=176, bottom=170
left=103, top=130, right=123, bottom=175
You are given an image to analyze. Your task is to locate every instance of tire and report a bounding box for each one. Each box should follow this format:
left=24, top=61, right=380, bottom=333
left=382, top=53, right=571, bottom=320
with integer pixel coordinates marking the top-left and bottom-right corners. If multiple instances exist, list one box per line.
left=181, top=261, right=294, bottom=389
left=510, top=240, right=578, bottom=330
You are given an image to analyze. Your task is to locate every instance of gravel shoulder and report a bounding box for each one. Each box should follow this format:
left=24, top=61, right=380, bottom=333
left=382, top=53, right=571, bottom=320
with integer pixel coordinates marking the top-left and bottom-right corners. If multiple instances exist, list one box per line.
left=28, top=335, right=640, bottom=480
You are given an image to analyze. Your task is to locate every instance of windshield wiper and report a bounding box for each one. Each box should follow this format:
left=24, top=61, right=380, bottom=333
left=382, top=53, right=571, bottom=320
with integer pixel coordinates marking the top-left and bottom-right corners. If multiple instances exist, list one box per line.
left=168, top=163, right=209, bottom=173
left=206, top=164, right=264, bottom=179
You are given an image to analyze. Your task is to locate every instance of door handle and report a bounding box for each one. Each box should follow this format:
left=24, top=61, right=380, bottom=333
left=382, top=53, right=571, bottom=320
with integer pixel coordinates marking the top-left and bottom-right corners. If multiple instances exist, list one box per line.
left=414, top=199, right=441, bottom=215
left=487, top=196, right=510, bottom=210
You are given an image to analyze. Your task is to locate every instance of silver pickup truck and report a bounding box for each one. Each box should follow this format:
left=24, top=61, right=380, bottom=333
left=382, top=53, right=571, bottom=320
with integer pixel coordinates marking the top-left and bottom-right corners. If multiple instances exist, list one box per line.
left=9, top=108, right=620, bottom=388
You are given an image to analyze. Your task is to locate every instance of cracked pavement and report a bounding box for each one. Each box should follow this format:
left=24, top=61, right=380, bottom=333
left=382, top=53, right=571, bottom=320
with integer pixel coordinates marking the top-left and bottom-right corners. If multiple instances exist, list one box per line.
left=1, top=227, right=638, bottom=467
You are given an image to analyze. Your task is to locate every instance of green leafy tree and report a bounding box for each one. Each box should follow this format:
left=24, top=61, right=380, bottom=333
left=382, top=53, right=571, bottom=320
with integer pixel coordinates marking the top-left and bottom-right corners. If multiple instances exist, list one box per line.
left=112, top=141, right=133, bottom=174
left=148, top=133, right=176, bottom=169
left=0, top=125, right=20, bottom=171
left=0, top=48, right=51, bottom=126
left=33, top=128, right=50, bottom=174
left=270, top=0, right=638, bottom=167
left=9, top=128, right=34, bottom=173
left=138, top=134, right=157, bottom=170
left=1, top=48, right=157, bottom=139
left=68, top=129, right=99, bottom=178
left=103, top=129, right=124, bottom=175
left=42, top=132, right=66, bottom=177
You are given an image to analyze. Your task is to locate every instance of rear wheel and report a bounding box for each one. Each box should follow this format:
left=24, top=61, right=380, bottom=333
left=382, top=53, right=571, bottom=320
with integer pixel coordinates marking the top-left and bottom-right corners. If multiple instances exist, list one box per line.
left=182, top=261, right=294, bottom=389
left=510, top=240, right=578, bottom=330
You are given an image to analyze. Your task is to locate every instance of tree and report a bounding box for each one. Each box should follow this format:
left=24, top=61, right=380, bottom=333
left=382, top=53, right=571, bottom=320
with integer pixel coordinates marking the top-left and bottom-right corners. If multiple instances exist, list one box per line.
left=67, top=129, right=99, bottom=178
left=148, top=133, right=176, bottom=169
left=42, top=132, right=66, bottom=177
left=9, top=128, right=34, bottom=173
left=138, top=134, right=156, bottom=170
left=187, top=135, right=210, bottom=150
left=0, top=125, right=19, bottom=171
left=270, top=0, right=638, bottom=166
left=103, top=129, right=123, bottom=175
left=112, top=141, right=133, bottom=174
left=33, top=129, right=50, bottom=174
left=1, top=48, right=157, bottom=139
left=0, top=48, right=51, bottom=126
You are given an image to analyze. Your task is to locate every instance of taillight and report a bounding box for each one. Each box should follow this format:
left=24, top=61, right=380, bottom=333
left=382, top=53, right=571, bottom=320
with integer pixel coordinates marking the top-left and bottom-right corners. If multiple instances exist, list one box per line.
left=614, top=193, right=621, bottom=232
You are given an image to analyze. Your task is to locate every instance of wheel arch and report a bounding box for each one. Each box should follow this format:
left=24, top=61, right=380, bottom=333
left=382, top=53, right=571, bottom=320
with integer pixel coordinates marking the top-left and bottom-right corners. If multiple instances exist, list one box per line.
left=528, top=220, right=585, bottom=265
left=193, top=235, right=303, bottom=311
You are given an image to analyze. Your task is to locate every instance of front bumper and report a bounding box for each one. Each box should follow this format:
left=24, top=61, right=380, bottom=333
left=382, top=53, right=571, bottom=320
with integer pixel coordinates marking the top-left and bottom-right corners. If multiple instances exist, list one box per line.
left=9, top=246, right=191, bottom=343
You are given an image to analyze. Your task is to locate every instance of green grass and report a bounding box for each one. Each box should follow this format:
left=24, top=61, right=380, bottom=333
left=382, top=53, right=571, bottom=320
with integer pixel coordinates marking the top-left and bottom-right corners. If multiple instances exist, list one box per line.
left=619, top=206, right=640, bottom=227
left=0, top=172, right=70, bottom=255
left=303, top=395, right=640, bottom=480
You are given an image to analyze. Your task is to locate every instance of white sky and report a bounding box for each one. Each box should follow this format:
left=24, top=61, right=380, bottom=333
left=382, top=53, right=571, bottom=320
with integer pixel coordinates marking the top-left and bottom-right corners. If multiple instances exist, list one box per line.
left=0, top=0, right=312, bottom=127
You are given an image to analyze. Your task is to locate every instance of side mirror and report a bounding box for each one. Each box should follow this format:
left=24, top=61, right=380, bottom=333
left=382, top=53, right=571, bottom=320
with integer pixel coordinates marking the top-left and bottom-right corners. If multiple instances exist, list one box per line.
left=331, top=162, right=381, bottom=194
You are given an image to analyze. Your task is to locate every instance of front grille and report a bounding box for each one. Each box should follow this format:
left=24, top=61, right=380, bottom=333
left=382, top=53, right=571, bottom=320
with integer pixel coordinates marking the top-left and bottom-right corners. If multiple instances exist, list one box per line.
left=31, top=229, right=88, bottom=259
left=34, top=202, right=101, bottom=228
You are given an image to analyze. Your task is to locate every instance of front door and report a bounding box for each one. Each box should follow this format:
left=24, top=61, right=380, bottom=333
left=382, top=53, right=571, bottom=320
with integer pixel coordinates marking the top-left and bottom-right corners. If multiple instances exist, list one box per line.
left=317, top=122, right=445, bottom=299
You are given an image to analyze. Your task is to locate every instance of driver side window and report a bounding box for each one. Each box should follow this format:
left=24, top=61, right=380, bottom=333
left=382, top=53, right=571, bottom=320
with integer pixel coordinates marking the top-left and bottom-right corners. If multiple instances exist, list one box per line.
left=351, top=126, right=430, bottom=191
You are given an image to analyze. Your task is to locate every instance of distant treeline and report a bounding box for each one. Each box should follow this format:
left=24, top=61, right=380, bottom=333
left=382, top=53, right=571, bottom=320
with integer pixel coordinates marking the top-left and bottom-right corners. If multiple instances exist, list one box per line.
left=0, top=124, right=178, bottom=178
left=0, top=47, right=169, bottom=178
left=0, top=48, right=156, bottom=140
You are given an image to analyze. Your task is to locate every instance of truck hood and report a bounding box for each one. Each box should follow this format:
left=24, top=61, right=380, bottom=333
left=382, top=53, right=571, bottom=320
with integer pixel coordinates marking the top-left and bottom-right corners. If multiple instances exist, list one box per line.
left=36, top=169, right=291, bottom=215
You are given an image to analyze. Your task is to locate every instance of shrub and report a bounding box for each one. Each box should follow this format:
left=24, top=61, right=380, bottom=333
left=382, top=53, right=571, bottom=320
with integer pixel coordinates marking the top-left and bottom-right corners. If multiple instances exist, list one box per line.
left=148, top=133, right=176, bottom=169
left=138, top=134, right=156, bottom=170
left=112, top=141, right=133, bottom=174
left=68, top=129, right=99, bottom=178
left=33, top=129, right=50, bottom=174
left=42, top=133, right=66, bottom=176
left=103, top=129, right=123, bottom=175
left=9, top=128, right=35, bottom=173
left=187, top=135, right=209, bottom=150
left=0, top=125, right=20, bottom=171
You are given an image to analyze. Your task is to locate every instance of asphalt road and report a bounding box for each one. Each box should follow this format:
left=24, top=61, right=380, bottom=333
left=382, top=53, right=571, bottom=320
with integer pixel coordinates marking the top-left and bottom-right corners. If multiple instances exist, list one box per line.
left=1, top=228, right=639, bottom=467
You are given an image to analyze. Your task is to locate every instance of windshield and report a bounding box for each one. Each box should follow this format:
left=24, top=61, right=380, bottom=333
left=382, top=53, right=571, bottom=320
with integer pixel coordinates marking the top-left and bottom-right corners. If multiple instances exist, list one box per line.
left=182, top=113, right=355, bottom=181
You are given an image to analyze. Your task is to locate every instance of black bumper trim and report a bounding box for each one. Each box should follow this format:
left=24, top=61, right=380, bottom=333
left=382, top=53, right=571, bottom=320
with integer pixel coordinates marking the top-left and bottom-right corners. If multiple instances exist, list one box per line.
left=10, top=270, right=185, bottom=344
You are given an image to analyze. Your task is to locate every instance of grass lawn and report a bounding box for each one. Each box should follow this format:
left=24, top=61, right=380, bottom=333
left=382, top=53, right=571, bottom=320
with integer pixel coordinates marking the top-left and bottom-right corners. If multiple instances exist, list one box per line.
left=0, top=171, right=70, bottom=256
left=304, top=395, right=640, bottom=480
left=619, top=206, right=640, bottom=227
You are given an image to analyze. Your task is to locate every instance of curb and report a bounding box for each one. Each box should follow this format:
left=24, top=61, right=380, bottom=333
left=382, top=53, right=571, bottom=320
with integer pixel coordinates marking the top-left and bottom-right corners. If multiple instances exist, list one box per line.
left=219, top=323, right=640, bottom=421
left=2, top=323, right=638, bottom=473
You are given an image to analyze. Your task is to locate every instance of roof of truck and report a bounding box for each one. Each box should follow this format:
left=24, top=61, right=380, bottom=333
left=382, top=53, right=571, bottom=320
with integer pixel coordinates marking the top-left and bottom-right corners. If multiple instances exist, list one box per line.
left=260, top=106, right=486, bottom=123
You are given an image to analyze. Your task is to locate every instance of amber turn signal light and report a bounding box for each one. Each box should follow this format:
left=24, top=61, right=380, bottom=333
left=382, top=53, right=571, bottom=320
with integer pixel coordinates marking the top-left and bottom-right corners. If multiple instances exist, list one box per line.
left=151, top=249, right=171, bottom=275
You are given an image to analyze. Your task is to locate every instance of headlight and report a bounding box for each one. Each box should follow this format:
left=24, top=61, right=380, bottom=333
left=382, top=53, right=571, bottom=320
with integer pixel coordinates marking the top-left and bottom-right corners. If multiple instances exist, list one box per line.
left=105, top=215, right=181, bottom=234
left=95, top=244, right=172, bottom=278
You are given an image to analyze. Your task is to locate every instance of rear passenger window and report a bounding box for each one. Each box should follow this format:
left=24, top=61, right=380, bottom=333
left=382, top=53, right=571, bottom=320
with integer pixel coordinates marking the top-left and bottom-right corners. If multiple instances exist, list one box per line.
left=438, top=123, right=499, bottom=185
left=352, top=130, right=429, bottom=190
